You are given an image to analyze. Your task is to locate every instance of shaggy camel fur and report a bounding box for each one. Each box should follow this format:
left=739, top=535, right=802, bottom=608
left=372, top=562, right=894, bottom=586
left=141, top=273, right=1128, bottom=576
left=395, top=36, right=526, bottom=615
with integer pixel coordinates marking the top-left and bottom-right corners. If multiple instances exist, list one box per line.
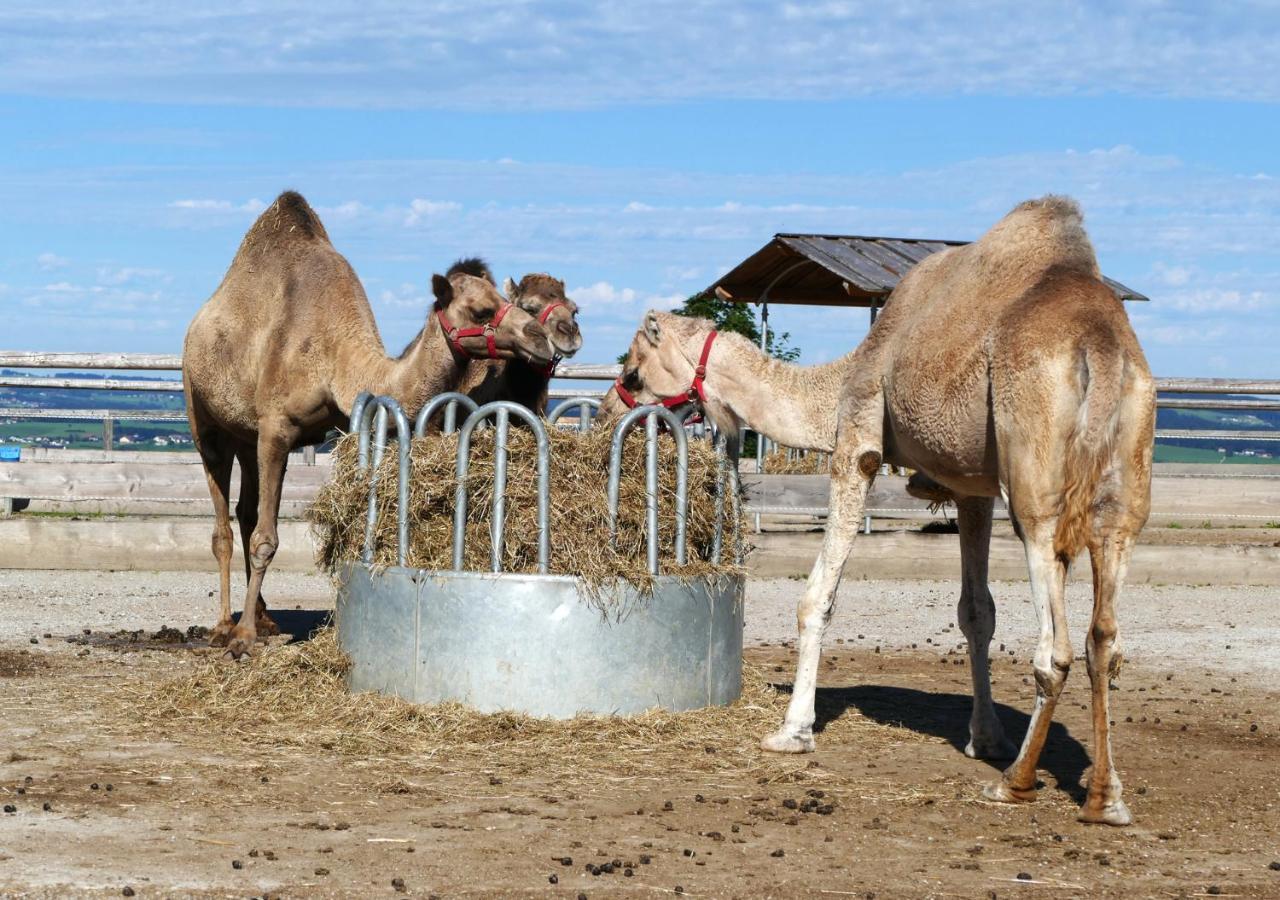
left=455, top=270, right=583, bottom=414
left=611, top=197, right=1155, bottom=825
left=183, top=192, right=554, bottom=659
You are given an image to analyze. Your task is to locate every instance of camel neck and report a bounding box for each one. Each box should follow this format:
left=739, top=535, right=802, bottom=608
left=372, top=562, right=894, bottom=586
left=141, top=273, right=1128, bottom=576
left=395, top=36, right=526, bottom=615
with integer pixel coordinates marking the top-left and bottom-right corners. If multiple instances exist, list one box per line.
left=336, top=314, right=461, bottom=421
left=705, top=335, right=858, bottom=452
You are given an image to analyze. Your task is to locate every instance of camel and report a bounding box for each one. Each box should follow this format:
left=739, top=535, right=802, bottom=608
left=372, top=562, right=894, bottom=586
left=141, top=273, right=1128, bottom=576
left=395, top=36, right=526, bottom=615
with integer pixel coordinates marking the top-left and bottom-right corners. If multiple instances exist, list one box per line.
left=454, top=270, right=583, bottom=414
left=183, top=191, right=555, bottom=659
left=608, top=197, right=1155, bottom=825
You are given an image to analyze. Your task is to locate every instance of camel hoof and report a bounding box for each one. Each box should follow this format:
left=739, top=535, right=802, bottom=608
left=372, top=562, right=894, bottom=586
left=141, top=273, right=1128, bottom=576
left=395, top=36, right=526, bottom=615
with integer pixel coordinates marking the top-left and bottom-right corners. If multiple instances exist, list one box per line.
left=1078, top=799, right=1132, bottom=827
left=760, top=729, right=816, bottom=754
left=965, top=735, right=1019, bottom=761
left=208, top=621, right=234, bottom=648
left=221, top=627, right=257, bottom=660
left=982, top=779, right=1037, bottom=804
left=255, top=614, right=281, bottom=637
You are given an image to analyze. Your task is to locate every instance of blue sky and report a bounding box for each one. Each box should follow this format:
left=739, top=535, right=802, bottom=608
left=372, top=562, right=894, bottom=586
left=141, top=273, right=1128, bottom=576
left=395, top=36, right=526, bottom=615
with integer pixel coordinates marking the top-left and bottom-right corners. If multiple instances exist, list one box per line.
left=1, top=2, right=1278, bottom=377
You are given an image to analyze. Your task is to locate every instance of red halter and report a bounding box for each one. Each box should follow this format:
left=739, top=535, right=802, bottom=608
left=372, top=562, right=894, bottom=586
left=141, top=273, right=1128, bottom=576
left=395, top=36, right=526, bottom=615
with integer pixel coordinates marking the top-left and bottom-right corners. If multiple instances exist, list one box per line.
left=536, top=301, right=568, bottom=378
left=613, top=330, right=717, bottom=415
left=436, top=303, right=514, bottom=361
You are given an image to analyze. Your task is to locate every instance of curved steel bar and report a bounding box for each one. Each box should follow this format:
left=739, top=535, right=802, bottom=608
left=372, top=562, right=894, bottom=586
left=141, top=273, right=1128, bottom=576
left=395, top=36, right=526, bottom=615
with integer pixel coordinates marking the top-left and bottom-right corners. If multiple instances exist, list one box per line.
left=354, top=395, right=411, bottom=567
left=349, top=391, right=374, bottom=435
left=414, top=391, right=480, bottom=437
left=453, top=401, right=551, bottom=573
left=606, top=405, right=688, bottom=575
left=546, top=396, right=601, bottom=433
left=711, top=429, right=727, bottom=565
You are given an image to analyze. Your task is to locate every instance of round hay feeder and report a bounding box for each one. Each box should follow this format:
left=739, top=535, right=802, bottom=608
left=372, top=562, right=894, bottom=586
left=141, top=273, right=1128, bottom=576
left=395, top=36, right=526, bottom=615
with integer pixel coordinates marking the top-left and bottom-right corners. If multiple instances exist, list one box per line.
left=334, top=393, right=745, bottom=718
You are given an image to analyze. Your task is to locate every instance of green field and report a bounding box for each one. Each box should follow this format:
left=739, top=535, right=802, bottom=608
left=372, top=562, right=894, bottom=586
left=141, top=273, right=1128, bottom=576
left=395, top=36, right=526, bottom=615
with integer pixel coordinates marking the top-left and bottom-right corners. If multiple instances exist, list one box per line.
left=0, top=419, right=191, bottom=451
left=1153, top=443, right=1276, bottom=464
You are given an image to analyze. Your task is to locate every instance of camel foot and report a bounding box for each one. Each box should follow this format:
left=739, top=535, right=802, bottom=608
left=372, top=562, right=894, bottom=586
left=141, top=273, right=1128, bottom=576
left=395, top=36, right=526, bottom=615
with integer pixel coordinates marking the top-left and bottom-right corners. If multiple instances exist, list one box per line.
left=255, top=613, right=281, bottom=637
left=760, top=728, right=816, bottom=754
left=220, top=625, right=258, bottom=660
left=1078, top=798, right=1133, bottom=827
left=965, top=733, right=1019, bottom=761
left=208, top=619, right=235, bottom=648
left=982, top=779, right=1038, bottom=804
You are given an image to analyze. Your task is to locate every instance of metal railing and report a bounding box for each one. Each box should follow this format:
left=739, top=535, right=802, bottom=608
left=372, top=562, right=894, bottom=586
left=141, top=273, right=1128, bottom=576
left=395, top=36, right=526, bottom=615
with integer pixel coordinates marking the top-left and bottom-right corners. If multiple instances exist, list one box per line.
left=349, top=393, right=731, bottom=577
left=3, top=351, right=1278, bottom=468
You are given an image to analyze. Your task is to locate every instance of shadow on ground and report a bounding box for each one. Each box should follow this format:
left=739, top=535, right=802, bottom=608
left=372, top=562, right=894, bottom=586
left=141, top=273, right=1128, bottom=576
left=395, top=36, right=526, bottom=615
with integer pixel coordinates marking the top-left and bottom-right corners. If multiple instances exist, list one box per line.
left=772, top=681, right=1093, bottom=803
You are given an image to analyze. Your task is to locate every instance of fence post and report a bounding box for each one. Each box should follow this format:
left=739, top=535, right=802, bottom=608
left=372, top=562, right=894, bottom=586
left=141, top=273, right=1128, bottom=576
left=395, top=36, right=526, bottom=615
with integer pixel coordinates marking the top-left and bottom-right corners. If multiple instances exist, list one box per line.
left=302, top=445, right=316, bottom=466
left=103, top=414, right=113, bottom=454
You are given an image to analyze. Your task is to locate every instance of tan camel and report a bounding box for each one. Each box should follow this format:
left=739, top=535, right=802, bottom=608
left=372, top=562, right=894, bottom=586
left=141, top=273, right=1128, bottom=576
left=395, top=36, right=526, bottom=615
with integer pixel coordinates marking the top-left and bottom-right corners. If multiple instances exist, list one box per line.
left=183, top=191, right=554, bottom=659
left=455, top=270, right=583, bottom=414
left=609, top=197, right=1155, bottom=826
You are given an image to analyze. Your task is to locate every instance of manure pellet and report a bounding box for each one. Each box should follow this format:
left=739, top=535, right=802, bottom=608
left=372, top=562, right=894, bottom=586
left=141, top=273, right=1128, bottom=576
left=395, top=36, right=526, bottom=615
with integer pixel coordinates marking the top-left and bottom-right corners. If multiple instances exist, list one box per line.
left=391, top=877, right=406, bottom=891
left=122, top=888, right=135, bottom=897
left=315, top=868, right=330, bottom=876
left=548, top=874, right=558, bottom=884
left=231, top=860, right=244, bottom=870
left=3, top=805, right=15, bottom=814
left=42, top=802, right=51, bottom=812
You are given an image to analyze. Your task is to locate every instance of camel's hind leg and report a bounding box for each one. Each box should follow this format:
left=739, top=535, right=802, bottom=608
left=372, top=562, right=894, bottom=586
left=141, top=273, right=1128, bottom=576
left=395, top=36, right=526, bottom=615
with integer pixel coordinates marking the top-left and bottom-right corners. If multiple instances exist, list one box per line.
left=223, top=426, right=293, bottom=659
left=1078, top=532, right=1135, bottom=825
left=232, top=443, right=280, bottom=639
left=955, top=496, right=1016, bottom=760
left=983, top=521, right=1071, bottom=803
left=762, top=397, right=882, bottom=753
left=189, top=412, right=236, bottom=646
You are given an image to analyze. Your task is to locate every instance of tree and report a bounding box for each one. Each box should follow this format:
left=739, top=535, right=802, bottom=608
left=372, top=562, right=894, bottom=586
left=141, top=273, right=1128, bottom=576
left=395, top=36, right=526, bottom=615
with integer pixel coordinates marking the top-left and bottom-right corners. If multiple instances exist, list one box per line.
left=616, top=292, right=802, bottom=364
left=674, top=292, right=801, bottom=362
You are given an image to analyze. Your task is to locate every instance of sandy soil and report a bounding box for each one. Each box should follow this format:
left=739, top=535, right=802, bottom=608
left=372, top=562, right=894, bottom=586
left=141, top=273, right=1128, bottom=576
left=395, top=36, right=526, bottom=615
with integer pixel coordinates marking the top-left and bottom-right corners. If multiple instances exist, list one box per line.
left=1, top=572, right=1278, bottom=898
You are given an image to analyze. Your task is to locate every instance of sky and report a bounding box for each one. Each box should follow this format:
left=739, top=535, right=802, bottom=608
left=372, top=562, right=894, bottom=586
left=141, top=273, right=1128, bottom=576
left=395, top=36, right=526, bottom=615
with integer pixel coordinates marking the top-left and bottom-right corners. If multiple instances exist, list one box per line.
left=1, top=1, right=1278, bottom=377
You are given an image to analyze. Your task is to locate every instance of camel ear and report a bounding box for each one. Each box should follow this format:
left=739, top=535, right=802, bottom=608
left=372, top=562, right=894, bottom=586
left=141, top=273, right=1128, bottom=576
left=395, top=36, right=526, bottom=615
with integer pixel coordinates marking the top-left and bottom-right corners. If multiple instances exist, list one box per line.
left=642, top=310, right=662, bottom=346
left=431, top=273, right=453, bottom=307
left=503, top=276, right=520, bottom=300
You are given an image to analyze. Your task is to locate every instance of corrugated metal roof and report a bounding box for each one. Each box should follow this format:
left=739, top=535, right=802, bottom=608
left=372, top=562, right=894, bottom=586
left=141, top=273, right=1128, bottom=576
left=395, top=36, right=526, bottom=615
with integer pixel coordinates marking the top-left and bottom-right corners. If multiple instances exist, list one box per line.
left=709, top=233, right=1149, bottom=307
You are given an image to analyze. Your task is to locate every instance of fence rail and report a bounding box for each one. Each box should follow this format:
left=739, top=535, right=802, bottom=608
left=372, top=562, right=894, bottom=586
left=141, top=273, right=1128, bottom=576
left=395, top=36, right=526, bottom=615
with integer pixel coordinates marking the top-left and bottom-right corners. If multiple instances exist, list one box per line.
left=2, top=351, right=1279, bottom=455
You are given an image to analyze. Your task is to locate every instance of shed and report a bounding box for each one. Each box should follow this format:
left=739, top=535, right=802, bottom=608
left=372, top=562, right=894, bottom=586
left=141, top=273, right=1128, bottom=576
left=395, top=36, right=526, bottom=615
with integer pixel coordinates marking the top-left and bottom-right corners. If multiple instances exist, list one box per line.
left=708, top=232, right=1148, bottom=329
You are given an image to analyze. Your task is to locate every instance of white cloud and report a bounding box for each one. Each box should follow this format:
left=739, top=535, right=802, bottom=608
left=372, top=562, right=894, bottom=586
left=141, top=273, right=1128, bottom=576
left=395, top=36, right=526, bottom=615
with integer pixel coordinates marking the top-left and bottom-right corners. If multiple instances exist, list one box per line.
left=169, top=198, right=266, bottom=213
left=2, top=3, right=1278, bottom=108
left=96, top=266, right=166, bottom=285
left=37, top=251, right=69, bottom=270
left=404, top=198, right=462, bottom=226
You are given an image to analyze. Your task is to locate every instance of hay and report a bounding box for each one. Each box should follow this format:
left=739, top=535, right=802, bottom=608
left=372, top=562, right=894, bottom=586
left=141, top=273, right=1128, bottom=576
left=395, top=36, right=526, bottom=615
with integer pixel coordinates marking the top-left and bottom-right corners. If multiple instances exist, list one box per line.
left=309, top=428, right=744, bottom=593
left=761, top=448, right=829, bottom=475
left=125, top=628, right=921, bottom=781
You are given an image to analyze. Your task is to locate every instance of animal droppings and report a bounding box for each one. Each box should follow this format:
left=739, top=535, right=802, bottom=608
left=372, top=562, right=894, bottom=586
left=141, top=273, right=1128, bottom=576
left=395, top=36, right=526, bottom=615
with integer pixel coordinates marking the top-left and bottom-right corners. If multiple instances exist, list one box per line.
left=231, top=860, right=243, bottom=870
left=391, top=877, right=406, bottom=892
left=548, top=874, right=558, bottom=884
left=122, top=888, right=135, bottom=897
left=770, top=849, right=785, bottom=857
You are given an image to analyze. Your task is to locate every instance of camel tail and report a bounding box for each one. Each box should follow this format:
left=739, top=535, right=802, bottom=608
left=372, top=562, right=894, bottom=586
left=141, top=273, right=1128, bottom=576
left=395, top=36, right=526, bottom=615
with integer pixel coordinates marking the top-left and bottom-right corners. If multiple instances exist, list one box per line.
left=1054, top=341, right=1125, bottom=562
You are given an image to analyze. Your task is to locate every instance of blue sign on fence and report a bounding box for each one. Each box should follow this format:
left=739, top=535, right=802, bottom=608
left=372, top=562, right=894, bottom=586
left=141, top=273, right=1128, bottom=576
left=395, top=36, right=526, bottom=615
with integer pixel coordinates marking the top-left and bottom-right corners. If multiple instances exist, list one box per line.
left=0, top=446, right=20, bottom=462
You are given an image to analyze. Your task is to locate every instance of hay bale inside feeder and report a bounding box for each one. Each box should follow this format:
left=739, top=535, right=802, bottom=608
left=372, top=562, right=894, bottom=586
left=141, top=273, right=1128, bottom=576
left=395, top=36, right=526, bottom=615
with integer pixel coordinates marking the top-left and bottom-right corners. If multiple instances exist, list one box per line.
left=311, top=394, right=746, bottom=718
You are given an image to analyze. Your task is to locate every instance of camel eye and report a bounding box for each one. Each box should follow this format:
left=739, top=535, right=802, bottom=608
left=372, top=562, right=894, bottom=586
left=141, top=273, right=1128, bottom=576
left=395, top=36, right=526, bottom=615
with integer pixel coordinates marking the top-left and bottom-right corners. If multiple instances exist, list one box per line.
left=623, top=369, right=640, bottom=390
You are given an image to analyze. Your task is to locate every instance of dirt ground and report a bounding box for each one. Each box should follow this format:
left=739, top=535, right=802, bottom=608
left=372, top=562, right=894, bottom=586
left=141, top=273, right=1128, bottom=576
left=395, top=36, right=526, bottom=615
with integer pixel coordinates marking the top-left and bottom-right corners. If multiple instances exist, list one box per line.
left=1, top=574, right=1279, bottom=898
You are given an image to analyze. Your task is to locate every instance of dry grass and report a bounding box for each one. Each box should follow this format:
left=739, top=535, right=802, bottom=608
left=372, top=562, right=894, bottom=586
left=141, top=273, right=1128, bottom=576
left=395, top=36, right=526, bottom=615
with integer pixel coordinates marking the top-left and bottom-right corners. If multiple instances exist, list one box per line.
left=761, top=448, right=829, bottom=475
left=123, top=629, right=924, bottom=782
left=309, top=428, right=744, bottom=594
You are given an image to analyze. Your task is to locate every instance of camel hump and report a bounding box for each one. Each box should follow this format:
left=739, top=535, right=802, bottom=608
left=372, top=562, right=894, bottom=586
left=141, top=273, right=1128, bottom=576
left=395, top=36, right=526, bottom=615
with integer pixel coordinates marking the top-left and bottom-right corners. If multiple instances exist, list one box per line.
left=979, top=194, right=1099, bottom=278
left=446, top=257, right=494, bottom=283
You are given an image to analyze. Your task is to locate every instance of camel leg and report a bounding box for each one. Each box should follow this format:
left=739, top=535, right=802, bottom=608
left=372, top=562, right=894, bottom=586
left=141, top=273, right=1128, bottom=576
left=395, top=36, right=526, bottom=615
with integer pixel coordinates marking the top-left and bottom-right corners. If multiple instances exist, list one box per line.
left=1078, top=532, right=1134, bottom=826
left=192, top=426, right=236, bottom=647
left=761, top=423, right=881, bottom=753
left=983, top=523, right=1071, bottom=803
left=233, top=443, right=279, bottom=639
left=955, top=496, right=1017, bottom=760
left=223, top=429, right=292, bottom=659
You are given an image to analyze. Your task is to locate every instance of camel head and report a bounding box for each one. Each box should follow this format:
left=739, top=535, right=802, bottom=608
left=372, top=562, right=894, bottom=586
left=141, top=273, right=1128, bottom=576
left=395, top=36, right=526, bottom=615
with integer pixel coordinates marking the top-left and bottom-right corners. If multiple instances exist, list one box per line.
left=503, top=274, right=583, bottom=357
left=431, top=271, right=555, bottom=368
left=602, top=310, right=742, bottom=437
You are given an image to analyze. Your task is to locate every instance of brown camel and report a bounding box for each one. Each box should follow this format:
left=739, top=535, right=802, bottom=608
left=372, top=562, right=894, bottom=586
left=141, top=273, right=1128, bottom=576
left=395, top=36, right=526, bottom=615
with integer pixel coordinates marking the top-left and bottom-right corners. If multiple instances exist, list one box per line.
left=609, top=197, right=1155, bottom=825
left=183, top=191, right=554, bottom=659
left=455, top=271, right=582, bottom=414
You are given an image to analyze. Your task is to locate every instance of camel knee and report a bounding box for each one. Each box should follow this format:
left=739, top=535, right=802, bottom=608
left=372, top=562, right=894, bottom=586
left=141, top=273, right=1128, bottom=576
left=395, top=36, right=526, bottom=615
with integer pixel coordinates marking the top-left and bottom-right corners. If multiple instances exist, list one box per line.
left=957, top=588, right=995, bottom=644
left=1033, top=656, right=1070, bottom=697
left=211, top=525, right=233, bottom=562
left=248, top=531, right=278, bottom=572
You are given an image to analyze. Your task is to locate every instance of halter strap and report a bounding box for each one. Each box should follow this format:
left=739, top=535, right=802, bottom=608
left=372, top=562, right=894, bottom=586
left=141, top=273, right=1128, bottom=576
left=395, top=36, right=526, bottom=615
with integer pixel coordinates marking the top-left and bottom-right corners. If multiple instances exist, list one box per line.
left=436, top=303, right=514, bottom=361
left=537, top=301, right=567, bottom=325
left=613, top=330, right=718, bottom=417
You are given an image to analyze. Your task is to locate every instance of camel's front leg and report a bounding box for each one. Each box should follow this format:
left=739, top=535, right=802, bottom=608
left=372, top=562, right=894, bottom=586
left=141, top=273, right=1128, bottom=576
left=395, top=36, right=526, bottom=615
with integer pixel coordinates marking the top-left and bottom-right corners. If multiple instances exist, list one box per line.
left=955, top=496, right=1017, bottom=760
left=224, top=430, right=292, bottom=659
left=761, top=429, right=880, bottom=754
